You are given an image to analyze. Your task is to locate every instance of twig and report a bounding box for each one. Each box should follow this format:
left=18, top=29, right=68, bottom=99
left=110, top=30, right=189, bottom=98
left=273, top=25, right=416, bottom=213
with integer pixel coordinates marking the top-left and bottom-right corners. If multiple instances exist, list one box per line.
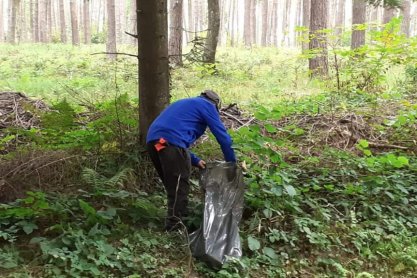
left=90, top=52, right=138, bottom=58
left=124, top=31, right=138, bottom=39
left=221, top=111, right=246, bottom=126
left=368, top=142, right=408, bottom=150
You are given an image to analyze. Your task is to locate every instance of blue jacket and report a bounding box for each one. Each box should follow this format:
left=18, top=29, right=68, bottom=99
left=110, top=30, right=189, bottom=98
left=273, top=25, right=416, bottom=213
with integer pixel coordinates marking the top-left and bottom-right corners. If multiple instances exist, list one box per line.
left=146, top=97, right=236, bottom=166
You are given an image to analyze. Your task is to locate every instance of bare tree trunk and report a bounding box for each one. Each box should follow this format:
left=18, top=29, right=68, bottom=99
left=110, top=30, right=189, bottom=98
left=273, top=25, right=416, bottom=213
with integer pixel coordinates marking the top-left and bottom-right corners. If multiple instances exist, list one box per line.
left=383, top=7, right=397, bottom=24
left=271, top=0, right=278, bottom=47
left=351, top=0, right=367, bottom=49
left=8, top=0, right=20, bottom=44
left=70, top=0, right=80, bottom=45
left=169, top=0, right=183, bottom=66
left=401, top=0, right=411, bottom=37
left=250, top=0, right=256, bottom=45
left=116, top=0, right=125, bottom=43
left=302, top=0, right=310, bottom=50
left=83, top=0, right=91, bottom=44
left=34, top=0, right=39, bottom=42
left=244, top=0, right=251, bottom=46
left=203, top=0, right=220, bottom=63
left=230, top=0, right=236, bottom=46
left=309, top=0, right=328, bottom=77
left=282, top=0, right=290, bottom=46
left=0, top=0, right=4, bottom=42
left=261, top=0, right=268, bottom=46
left=59, top=0, right=66, bottom=43
left=335, top=0, right=345, bottom=34
left=137, top=0, right=170, bottom=145
left=130, top=0, right=137, bottom=45
left=106, top=0, right=116, bottom=58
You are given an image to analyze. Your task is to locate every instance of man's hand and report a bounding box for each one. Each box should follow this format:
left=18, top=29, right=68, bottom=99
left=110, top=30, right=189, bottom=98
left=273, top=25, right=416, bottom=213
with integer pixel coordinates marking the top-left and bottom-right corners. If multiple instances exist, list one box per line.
left=198, top=160, right=206, bottom=169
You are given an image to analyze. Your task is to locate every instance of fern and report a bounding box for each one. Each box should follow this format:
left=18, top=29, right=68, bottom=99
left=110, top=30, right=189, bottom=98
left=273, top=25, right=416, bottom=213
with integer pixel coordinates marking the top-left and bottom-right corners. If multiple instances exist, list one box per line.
left=81, top=168, right=134, bottom=188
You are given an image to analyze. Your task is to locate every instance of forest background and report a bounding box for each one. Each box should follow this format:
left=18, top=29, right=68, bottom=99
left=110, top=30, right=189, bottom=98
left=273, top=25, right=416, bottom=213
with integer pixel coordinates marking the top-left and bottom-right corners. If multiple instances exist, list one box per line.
left=1, top=0, right=417, bottom=277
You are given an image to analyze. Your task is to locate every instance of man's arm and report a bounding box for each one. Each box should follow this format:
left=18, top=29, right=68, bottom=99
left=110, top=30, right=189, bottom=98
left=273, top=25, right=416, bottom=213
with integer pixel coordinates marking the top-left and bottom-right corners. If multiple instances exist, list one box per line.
left=202, top=106, right=236, bottom=162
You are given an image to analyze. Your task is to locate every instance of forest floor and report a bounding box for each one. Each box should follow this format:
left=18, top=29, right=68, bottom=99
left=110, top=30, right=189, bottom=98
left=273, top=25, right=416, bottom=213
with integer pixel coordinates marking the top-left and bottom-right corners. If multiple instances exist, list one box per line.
left=1, top=42, right=417, bottom=277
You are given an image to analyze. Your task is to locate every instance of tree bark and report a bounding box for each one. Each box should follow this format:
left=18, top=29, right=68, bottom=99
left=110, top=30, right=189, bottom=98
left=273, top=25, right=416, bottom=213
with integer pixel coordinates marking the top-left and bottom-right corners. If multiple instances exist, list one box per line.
left=168, top=0, right=183, bottom=66
left=302, top=0, right=310, bottom=50
left=83, top=0, right=91, bottom=44
left=271, top=0, right=278, bottom=47
left=261, top=0, right=268, bottom=46
left=59, top=0, right=66, bottom=43
left=47, top=0, right=52, bottom=42
left=70, top=0, right=80, bottom=45
left=244, top=0, right=251, bottom=46
left=137, top=0, right=170, bottom=145
left=351, top=0, right=367, bottom=49
left=335, top=0, right=345, bottom=34
left=8, top=0, right=20, bottom=44
left=34, top=0, right=39, bottom=42
left=250, top=0, right=257, bottom=45
left=203, top=0, right=220, bottom=63
left=0, top=0, right=4, bottom=42
left=401, top=0, right=411, bottom=37
left=309, top=0, right=328, bottom=77
left=383, top=7, right=397, bottom=24
left=106, top=0, right=116, bottom=58
left=130, top=0, right=137, bottom=45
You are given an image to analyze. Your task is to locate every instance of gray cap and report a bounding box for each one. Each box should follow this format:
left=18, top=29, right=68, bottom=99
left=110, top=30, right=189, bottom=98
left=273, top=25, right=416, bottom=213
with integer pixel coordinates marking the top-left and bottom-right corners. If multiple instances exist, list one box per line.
left=201, top=90, right=221, bottom=111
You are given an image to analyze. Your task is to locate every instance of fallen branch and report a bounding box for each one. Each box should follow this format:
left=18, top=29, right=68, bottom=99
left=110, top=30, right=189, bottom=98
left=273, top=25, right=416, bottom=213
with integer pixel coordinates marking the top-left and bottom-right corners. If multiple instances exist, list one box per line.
left=368, top=142, right=408, bottom=150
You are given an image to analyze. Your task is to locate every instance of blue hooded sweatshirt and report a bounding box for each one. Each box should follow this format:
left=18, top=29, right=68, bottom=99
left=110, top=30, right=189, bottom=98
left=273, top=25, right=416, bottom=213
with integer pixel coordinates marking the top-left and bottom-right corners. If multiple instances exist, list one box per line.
left=146, top=97, right=236, bottom=166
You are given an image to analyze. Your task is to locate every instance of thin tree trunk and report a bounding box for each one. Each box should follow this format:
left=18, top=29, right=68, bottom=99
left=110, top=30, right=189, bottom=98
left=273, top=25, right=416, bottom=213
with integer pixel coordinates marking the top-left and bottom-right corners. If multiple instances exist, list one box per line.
left=335, top=0, right=345, bottom=34
left=70, top=0, right=80, bottom=45
left=8, top=0, right=19, bottom=44
left=244, top=0, right=251, bottom=46
left=261, top=0, right=268, bottom=46
left=0, top=0, right=4, bottom=41
left=47, top=0, right=52, bottom=42
left=203, top=0, right=220, bottom=63
left=169, top=0, right=183, bottom=66
left=34, top=0, right=39, bottom=42
left=271, top=0, right=278, bottom=47
left=250, top=0, right=256, bottom=45
left=106, top=0, right=116, bottom=58
left=137, top=0, right=170, bottom=145
left=83, top=0, right=91, bottom=44
left=383, top=7, right=397, bottom=24
left=302, top=0, right=310, bottom=50
left=230, top=0, right=236, bottom=46
left=351, top=0, right=367, bottom=49
left=59, top=0, right=67, bottom=43
left=401, top=0, right=411, bottom=37
left=130, top=0, right=137, bottom=45
left=309, top=0, right=328, bottom=77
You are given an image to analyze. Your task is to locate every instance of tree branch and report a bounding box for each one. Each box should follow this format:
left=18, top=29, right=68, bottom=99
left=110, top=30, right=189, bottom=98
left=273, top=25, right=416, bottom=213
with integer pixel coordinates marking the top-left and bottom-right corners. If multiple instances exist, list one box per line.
left=91, top=52, right=138, bottom=58
left=125, top=31, right=138, bottom=39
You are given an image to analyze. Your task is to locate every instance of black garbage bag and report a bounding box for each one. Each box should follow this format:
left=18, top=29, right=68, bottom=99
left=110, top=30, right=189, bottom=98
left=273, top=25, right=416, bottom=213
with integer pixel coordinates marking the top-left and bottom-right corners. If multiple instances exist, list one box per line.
left=189, top=162, right=245, bottom=268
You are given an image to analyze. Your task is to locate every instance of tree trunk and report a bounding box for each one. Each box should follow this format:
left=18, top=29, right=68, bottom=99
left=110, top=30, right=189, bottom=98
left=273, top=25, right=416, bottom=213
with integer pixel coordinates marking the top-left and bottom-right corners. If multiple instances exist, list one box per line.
left=335, top=0, right=345, bottom=34
left=244, top=0, right=251, bottom=46
left=70, top=0, right=80, bottom=45
left=106, top=0, right=116, bottom=58
left=261, top=0, right=268, bottom=46
left=271, top=0, right=278, bottom=47
left=302, top=0, right=310, bottom=50
left=168, top=0, right=183, bottom=66
left=401, top=0, right=411, bottom=37
left=137, top=0, right=170, bottom=145
left=59, top=0, right=66, bottom=43
left=130, top=0, right=137, bottom=45
left=309, top=0, right=328, bottom=77
left=230, top=0, right=236, bottom=46
left=351, top=0, right=367, bottom=49
left=34, top=0, right=39, bottom=42
left=83, top=0, right=91, bottom=44
left=0, top=0, right=4, bottom=42
left=383, top=7, right=397, bottom=24
left=8, top=0, right=20, bottom=44
left=47, top=0, right=52, bottom=42
left=203, top=0, right=220, bottom=63
left=250, top=0, right=256, bottom=45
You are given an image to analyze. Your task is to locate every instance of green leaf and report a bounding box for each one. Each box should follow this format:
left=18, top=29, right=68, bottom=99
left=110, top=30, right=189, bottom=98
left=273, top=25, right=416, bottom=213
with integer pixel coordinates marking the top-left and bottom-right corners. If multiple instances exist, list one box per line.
left=358, top=139, right=369, bottom=148
left=262, top=247, right=278, bottom=259
left=284, top=185, right=297, bottom=197
left=79, top=199, right=96, bottom=216
left=248, top=236, right=261, bottom=251
left=265, top=124, right=277, bottom=133
left=22, top=222, right=38, bottom=234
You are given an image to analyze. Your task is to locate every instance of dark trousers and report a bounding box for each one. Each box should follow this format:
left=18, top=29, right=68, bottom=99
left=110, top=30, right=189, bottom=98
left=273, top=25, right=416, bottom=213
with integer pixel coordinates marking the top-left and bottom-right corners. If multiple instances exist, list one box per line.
left=147, top=141, right=191, bottom=230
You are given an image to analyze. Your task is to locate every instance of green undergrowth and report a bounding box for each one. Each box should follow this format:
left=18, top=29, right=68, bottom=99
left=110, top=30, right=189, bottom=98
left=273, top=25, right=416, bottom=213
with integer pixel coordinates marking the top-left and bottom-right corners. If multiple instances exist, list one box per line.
left=2, top=20, right=417, bottom=277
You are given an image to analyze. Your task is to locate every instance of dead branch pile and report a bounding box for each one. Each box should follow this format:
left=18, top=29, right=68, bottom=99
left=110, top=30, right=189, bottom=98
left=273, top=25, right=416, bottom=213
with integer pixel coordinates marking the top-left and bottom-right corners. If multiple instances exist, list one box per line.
left=0, top=92, right=49, bottom=130
left=272, top=113, right=407, bottom=155
left=220, top=103, right=256, bottom=130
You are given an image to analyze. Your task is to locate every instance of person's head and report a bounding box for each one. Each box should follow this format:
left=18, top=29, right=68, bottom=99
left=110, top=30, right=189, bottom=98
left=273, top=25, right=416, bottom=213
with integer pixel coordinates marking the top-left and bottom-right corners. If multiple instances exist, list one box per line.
left=200, top=90, right=221, bottom=111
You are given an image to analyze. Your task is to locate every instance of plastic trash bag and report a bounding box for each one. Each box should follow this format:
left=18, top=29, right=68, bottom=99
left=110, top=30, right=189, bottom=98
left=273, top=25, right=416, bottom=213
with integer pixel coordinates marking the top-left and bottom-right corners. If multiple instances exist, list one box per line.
left=189, top=162, right=245, bottom=268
